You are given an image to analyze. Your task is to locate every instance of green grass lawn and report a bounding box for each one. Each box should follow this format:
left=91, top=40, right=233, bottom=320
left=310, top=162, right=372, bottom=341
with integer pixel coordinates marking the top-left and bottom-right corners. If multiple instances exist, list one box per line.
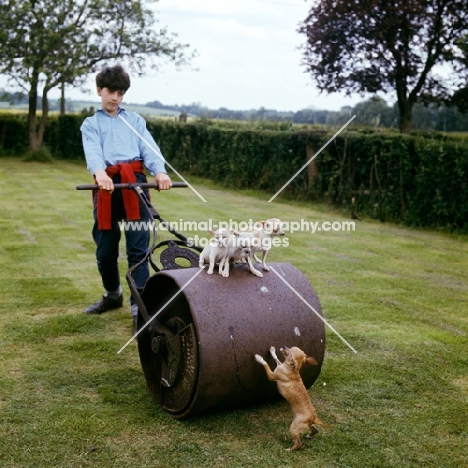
left=0, top=158, right=467, bottom=468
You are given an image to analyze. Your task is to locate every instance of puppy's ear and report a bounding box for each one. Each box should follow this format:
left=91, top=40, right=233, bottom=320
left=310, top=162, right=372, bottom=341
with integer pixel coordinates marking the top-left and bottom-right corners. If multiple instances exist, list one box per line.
left=306, top=356, right=318, bottom=366
left=231, top=230, right=239, bottom=236
left=207, top=230, right=215, bottom=236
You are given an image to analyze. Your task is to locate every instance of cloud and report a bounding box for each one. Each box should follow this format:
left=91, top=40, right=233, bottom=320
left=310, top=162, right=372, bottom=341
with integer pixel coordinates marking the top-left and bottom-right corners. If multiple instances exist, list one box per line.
left=199, top=17, right=267, bottom=40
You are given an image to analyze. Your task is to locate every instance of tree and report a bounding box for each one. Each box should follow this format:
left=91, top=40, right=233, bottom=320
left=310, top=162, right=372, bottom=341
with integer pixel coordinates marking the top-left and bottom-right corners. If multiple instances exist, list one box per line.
left=452, top=86, right=468, bottom=113
left=298, top=0, right=468, bottom=133
left=0, top=0, right=192, bottom=152
left=353, top=96, right=396, bottom=128
left=451, top=34, right=468, bottom=113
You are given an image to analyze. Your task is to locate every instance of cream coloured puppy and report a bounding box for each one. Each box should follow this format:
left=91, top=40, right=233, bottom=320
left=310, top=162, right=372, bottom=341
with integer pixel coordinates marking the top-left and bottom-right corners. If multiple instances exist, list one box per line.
left=241, top=218, right=284, bottom=271
left=199, top=228, right=231, bottom=275
left=220, top=232, right=263, bottom=278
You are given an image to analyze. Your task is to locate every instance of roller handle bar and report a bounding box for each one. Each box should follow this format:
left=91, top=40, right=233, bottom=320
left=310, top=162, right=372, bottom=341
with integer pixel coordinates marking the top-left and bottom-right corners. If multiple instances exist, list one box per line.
left=76, top=182, right=188, bottom=190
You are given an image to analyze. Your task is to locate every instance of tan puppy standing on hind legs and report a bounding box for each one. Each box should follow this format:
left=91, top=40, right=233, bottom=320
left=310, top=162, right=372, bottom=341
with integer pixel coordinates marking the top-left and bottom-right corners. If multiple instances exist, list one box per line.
left=255, top=346, right=330, bottom=451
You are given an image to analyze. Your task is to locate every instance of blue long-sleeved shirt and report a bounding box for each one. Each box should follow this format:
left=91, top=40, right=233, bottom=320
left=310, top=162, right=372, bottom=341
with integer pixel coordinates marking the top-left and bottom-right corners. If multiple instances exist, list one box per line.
left=80, top=107, right=167, bottom=176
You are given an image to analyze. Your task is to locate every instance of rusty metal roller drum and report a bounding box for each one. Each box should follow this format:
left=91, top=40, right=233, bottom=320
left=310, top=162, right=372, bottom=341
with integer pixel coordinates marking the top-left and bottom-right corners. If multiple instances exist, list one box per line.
left=137, top=262, right=326, bottom=419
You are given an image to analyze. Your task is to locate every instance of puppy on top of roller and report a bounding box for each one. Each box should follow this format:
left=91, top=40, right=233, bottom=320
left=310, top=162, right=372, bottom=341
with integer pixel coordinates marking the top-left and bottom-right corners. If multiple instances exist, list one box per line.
left=199, top=218, right=285, bottom=278
left=240, top=218, right=285, bottom=272
left=198, top=228, right=232, bottom=276
left=199, top=228, right=254, bottom=278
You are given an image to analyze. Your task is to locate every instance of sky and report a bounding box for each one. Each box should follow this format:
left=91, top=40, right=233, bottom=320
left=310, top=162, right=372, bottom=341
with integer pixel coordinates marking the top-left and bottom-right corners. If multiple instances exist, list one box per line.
left=3, top=0, right=366, bottom=112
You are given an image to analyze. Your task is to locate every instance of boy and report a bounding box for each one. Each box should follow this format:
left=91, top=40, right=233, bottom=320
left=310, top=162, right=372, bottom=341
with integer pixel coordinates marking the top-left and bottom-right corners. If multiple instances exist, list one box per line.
left=80, top=64, right=171, bottom=328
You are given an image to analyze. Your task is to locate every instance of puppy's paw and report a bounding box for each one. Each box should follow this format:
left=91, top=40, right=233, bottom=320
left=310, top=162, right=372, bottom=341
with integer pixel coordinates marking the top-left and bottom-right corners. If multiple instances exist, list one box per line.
left=269, top=346, right=276, bottom=355
left=262, top=264, right=270, bottom=272
left=305, top=426, right=319, bottom=439
left=251, top=269, right=263, bottom=278
left=255, top=354, right=267, bottom=365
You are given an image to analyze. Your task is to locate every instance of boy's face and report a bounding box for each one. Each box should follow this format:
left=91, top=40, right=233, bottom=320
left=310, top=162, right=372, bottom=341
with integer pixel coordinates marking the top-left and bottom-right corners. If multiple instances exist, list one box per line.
left=97, top=87, right=125, bottom=116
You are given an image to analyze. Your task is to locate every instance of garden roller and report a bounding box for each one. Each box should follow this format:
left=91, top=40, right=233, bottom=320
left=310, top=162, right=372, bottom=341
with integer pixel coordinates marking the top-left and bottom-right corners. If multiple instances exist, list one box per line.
left=135, top=262, right=326, bottom=419
left=76, top=182, right=326, bottom=419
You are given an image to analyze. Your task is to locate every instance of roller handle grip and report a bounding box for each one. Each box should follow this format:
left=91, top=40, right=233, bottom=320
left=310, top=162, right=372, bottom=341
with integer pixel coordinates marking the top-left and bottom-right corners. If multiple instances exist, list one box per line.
left=76, top=182, right=188, bottom=190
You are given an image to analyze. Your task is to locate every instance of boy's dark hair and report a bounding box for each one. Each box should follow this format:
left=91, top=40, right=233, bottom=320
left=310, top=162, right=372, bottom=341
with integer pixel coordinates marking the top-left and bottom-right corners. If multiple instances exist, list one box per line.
left=96, top=65, right=130, bottom=92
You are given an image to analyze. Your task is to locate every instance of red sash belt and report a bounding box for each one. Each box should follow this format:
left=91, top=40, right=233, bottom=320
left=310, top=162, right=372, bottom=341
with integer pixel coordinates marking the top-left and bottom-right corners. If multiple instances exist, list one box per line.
left=96, top=160, right=146, bottom=230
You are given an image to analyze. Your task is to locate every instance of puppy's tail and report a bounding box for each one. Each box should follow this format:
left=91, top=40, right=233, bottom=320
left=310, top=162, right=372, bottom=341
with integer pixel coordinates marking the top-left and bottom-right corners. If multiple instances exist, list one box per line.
left=314, top=418, right=331, bottom=429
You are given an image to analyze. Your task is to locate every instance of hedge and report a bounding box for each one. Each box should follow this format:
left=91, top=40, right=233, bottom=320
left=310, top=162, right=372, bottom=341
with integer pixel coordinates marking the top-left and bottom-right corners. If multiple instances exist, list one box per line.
left=0, top=113, right=467, bottom=231
left=315, top=132, right=468, bottom=230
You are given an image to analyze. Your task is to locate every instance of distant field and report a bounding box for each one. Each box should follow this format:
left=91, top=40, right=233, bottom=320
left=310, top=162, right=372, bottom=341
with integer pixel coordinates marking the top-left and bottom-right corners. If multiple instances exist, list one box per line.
left=71, top=100, right=183, bottom=118
left=0, top=102, right=29, bottom=113
left=0, top=100, right=183, bottom=118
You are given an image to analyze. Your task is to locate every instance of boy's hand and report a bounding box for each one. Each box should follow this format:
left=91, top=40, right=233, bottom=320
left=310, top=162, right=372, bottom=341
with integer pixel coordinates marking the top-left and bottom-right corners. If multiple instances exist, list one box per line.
left=94, top=170, right=114, bottom=192
left=155, top=172, right=172, bottom=191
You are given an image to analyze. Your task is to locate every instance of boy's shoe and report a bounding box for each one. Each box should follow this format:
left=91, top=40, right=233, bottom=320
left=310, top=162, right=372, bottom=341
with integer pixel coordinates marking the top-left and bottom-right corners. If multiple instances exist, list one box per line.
left=85, top=295, right=123, bottom=314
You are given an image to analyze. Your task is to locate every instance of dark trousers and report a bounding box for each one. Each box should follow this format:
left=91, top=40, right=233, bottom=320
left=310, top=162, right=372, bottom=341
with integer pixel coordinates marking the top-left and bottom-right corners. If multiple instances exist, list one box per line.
left=92, top=172, right=151, bottom=304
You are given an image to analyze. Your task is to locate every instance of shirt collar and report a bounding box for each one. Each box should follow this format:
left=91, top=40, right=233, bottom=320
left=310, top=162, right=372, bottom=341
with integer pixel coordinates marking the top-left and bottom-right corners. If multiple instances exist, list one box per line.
left=97, top=107, right=126, bottom=117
